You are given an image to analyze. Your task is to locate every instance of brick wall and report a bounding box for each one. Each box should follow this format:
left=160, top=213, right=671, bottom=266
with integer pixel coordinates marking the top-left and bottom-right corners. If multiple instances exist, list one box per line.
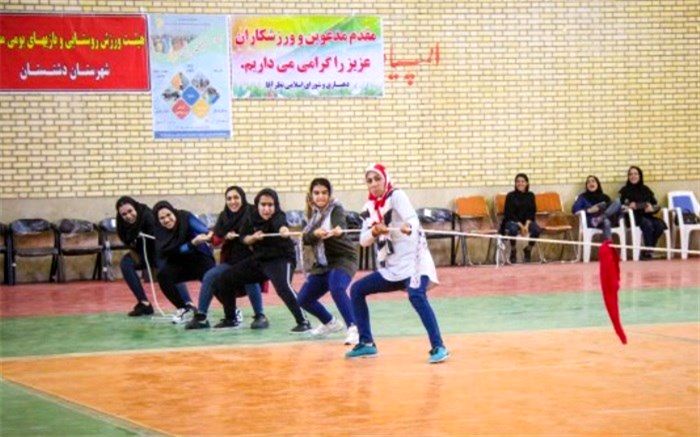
left=1, top=1, right=698, bottom=205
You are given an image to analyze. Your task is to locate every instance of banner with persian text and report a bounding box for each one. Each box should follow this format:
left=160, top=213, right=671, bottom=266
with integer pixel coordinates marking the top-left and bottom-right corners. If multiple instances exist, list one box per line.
left=0, top=13, right=148, bottom=91
left=231, top=16, right=383, bottom=99
left=149, top=14, right=232, bottom=139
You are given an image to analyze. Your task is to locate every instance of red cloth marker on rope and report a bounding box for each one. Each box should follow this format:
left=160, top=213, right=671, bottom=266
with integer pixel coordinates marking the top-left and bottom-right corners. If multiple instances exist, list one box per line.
left=599, top=240, right=627, bottom=344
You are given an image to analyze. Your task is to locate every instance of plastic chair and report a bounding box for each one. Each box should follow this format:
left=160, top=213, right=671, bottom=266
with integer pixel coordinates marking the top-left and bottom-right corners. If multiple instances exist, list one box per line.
left=575, top=205, right=627, bottom=262
left=667, top=191, right=700, bottom=259
left=416, top=207, right=456, bottom=266
left=535, top=192, right=576, bottom=262
left=9, top=218, right=59, bottom=285
left=346, top=210, right=375, bottom=270
left=55, top=219, right=103, bottom=282
left=98, top=217, right=128, bottom=281
left=453, top=196, right=498, bottom=265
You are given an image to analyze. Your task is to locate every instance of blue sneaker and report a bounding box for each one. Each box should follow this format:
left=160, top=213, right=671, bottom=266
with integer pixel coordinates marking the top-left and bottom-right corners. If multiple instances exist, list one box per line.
left=429, top=346, right=449, bottom=364
left=345, top=343, right=378, bottom=359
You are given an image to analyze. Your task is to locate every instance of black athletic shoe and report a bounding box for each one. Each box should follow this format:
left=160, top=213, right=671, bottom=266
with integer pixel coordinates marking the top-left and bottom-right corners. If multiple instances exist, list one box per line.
left=509, top=250, right=517, bottom=264
left=128, top=302, right=154, bottom=317
left=290, top=320, right=312, bottom=333
left=523, top=247, right=532, bottom=263
left=214, top=318, right=240, bottom=329
left=185, top=313, right=210, bottom=330
left=250, top=314, right=270, bottom=330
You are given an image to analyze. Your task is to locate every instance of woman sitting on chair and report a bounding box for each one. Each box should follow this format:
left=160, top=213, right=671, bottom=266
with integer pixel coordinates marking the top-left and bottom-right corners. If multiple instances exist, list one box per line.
left=115, top=196, right=189, bottom=317
left=572, top=175, right=622, bottom=240
left=499, top=173, right=541, bottom=263
left=619, top=166, right=666, bottom=260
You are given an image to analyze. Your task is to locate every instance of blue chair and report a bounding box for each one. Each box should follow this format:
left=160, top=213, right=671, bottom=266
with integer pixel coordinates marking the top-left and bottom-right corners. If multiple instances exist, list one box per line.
left=667, top=191, right=700, bottom=259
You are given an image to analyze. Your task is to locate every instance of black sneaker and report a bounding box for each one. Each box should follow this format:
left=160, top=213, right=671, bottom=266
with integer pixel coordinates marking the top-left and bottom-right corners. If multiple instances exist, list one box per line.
left=290, top=320, right=312, bottom=333
left=509, top=250, right=517, bottom=264
left=128, top=302, right=154, bottom=317
left=214, top=318, right=240, bottom=329
left=185, top=313, right=210, bottom=330
left=251, top=314, right=270, bottom=330
left=523, top=247, right=532, bottom=263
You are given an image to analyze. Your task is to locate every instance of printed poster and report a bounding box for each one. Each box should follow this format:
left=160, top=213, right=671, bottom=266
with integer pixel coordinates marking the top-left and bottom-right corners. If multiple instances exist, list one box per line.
left=149, top=14, right=232, bottom=139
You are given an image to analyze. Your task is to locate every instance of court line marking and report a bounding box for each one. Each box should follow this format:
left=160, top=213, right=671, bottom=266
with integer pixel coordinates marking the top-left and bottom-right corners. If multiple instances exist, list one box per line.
left=1, top=321, right=696, bottom=363
left=0, top=378, right=169, bottom=436
left=596, top=406, right=698, bottom=414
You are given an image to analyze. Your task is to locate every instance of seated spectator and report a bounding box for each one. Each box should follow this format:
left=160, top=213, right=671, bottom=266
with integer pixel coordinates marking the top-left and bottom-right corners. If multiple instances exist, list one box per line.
left=499, top=173, right=541, bottom=263
left=572, top=175, right=622, bottom=240
left=619, top=166, right=667, bottom=260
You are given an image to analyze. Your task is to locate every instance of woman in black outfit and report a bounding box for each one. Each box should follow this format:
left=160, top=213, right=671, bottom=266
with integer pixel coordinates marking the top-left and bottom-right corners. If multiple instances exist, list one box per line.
left=211, top=188, right=310, bottom=332
left=153, top=201, right=215, bottom=323
left=619, top=166, right=666, bottom=260
left=116, top=196, right=190, bottom=317
left=499, top=173, right=541, bottom=263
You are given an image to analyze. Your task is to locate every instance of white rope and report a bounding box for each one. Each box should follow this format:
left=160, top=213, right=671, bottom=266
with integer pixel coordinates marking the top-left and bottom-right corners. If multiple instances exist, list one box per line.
left=139, top=233, right=166, bottom=317
left=335, top=227, right=700, bottom=257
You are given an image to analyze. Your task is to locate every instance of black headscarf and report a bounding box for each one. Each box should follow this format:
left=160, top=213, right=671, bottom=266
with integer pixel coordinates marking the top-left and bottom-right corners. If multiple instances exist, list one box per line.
left=213, top=186, right=252, bottom=238
left=619, top=166, right=656, bottom=205
left=580, top=175, right=610, bottom=205
left=251, top=188, right=286, bottom=232
left=115, top=196, right=155, bottom=247
left=244, top=188, right=295, bottom=262
left=153, top=200, right=192, bottom=257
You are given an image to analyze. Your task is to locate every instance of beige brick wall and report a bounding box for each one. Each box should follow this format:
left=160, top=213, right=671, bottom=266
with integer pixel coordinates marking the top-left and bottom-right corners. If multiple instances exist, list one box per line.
left=1, top=1, right=698, bottom=212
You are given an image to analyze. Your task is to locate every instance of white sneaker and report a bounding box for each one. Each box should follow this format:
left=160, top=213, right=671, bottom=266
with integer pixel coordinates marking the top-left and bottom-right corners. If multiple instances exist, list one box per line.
left=310, top=317, right=344, bottom=337
left=344, top=325, right=359, bottom=345
left=171, top=306, right=194, bottom=325
left=235, top=308, right=243, bottom=324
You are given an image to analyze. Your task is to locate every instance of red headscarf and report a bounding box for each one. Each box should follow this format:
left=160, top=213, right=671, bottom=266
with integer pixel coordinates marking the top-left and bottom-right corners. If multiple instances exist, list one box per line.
left=366, top=163, right=394, bottom=222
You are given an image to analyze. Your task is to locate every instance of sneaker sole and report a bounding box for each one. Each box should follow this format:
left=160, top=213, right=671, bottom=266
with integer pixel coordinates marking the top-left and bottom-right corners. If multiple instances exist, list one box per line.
left=184, top=324, right=210, bottom=330
left=429, top=353, right=450, bottom=364
left=345, top=352, right=378, bottom=359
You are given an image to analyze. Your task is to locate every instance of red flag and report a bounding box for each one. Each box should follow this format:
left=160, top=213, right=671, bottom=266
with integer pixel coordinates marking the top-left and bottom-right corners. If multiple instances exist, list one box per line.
left=599, top=240, right=627, bottom=344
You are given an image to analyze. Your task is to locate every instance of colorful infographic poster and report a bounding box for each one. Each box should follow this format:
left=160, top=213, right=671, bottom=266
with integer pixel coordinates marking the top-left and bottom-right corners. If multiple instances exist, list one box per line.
left=149, top=14, right=232, bottom=139
left=231, top=16, right=383, bottom=99
left=0, top=13, right=148, bottom=91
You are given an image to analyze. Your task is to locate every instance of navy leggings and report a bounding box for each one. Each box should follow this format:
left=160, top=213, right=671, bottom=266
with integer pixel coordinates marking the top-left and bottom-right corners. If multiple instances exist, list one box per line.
left=349, top=272, right=444, bottom=349
left=297, top=268, right=355, bottom=327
